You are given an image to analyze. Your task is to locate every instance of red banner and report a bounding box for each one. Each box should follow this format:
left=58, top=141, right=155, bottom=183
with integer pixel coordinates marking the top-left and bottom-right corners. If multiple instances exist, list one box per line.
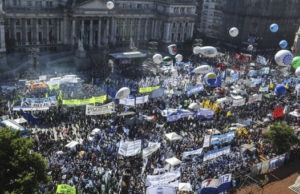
left=273, top=107, right=284, bottom=118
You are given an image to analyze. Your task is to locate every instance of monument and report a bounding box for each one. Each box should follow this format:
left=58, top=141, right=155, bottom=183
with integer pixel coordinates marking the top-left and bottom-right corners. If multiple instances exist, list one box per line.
left=75, top=38, right=87, bottom=58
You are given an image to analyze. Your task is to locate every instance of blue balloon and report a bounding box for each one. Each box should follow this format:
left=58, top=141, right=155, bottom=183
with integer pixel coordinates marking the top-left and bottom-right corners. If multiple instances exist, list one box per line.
left=270, top=23, right=279, bottom=33
left=275, top=84, right=286, bottom=96
left=279, top=40, right=288, bottom=49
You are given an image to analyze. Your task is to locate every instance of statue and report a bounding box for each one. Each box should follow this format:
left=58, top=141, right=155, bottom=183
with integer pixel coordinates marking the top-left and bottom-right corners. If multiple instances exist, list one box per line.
left=75, top=38, right=86, bottom=58
left=129, top=37, right=137, bottom=51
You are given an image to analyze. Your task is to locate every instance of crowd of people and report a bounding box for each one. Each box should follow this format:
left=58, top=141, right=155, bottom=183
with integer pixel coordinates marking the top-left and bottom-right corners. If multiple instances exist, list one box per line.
left=0, top=49, right=300, bottom=194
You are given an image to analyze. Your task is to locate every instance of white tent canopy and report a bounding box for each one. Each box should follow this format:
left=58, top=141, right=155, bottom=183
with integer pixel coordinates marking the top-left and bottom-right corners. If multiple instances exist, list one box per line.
left=165, top=132, right=183, bottom=141
left=1, top=119, right=26, bottom=132
left=178, top=183, right=193, bottom=191
left=165, top=157, right=182, bottom=166
left=14, top=118, right=27, bottom=124
left=65, top=141, right=79, bottom=149
left=118, top=140, right=142, bottom=157
left=143, top=142, right=161, bottom=158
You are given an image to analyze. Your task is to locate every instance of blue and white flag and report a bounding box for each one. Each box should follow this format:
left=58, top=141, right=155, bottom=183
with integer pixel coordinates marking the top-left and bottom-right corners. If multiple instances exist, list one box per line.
left=211, top=131, right=235, bottom=145
left=196, top=109, right=214, bottom=119
left=187, top=84, right=204, bottom=97
left=167, top=109, right=194, bottom=122
left=232, top=72, right=239, bottom=83
left=203, top=146, right=231, bottom=161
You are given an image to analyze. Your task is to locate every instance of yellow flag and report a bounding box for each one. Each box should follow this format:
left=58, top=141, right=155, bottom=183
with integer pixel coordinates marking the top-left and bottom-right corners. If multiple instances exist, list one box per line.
left=270, top=83, right=274, bottom=89
left=226, top=111, right=231, bottom=117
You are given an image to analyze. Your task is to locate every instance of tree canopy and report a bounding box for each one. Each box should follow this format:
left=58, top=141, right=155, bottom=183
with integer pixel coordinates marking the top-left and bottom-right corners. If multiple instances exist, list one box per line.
left=264, top=122, right=300, bottom=154
left=0, top=126, right=49, bottom=194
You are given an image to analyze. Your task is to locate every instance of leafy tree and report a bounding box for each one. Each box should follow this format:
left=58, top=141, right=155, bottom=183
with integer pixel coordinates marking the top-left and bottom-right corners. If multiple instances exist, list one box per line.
left=264, top=122, right=300, bottom=154
left=0, top=126, right=49, bottom=194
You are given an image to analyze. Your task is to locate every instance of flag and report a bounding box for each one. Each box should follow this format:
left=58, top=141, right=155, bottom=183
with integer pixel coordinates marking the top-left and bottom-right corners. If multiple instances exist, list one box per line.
left=273, top=107, right=284, bottom=118
left=226, top=111, right=231, bottom=117
left=270, top=83, right=274, bottom=89
left=20, top=109, right=39, bottom=125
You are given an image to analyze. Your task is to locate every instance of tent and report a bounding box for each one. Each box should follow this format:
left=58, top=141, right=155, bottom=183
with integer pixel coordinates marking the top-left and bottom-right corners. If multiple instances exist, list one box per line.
left=1, top=119, right=28, bottom=134
left=65, top=141, right=79, bottom=149
left=14, top=118, right=27, bottom=124
left=165, top=157, right=182, bottom=166
left=165, top=132, right=183, bottom=141
left=178, top=183, right=193, bottom=192
left=56, top=184, right=76, bottom=194
left=118, top=140, right=142, bottom=157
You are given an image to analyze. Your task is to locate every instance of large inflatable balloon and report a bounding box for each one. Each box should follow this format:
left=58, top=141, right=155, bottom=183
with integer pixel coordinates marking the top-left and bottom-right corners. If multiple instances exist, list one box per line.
left=106, top=1, right=114, bottom=9
left=279, top=40, right=288, bottom=49
left=199, top=46, right=218, bottom=58
left=229, top=27, right=239, bottom=37
left=168, top=44, right=177, bottom=55
left=247, top=45, right=254, bottom=51
left=193, top=46, right=202, bottom=55
left=292, top=56, right=300, bottom=69
left=153, top=54, right=163, bottom=64
left=204, top=72, right=217, bottom=86
left=163, top=56, right=173, bottom=66
left=295, top=67, right=300, bottom=78
left=274, top=50, right=293, bottom=66
left=270, top=23, right=279, bottom=32
left=175, top=54, right=183, bottom=62
left=193, top=65, right=211, bottom=74
left=115, top=87, right=130, bottom=99
left=275, top=84, right=286, bottom=96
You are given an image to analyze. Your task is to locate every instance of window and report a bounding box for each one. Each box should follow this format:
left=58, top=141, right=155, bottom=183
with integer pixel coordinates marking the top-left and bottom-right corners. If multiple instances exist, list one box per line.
left=16, top=19, right=20, bottom=25
left=36, top=1, right=42, bottom=8
left=39, top=32, right=42, bottom=42
left=13, top=0, right=17, bottom=6
left=180, top=8, right=184, bottom=14
left=27, top=19, right=31, bottom=25
left=27, top=1, right=32, bottom=7
left=137, top=4, right=142, bottom=9
left=16, top=32, right=21, bottom=42
left=49, top=20, right=52, bottom=25
left=46, top=1, right=53, bottom=8
left=38, top=19, right=41, bottom=25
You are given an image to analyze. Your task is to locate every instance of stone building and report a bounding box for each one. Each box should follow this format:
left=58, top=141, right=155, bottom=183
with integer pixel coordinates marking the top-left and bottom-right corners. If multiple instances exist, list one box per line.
left=1, top=0, right=197, bottom=54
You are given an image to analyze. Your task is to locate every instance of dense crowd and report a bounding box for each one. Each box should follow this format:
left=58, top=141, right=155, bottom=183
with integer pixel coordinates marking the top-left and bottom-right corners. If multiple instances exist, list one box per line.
left=0, top=50, right=300, bottom=194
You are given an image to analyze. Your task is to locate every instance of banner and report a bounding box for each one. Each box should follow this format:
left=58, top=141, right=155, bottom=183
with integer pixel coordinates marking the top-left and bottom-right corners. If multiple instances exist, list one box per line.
left=167, top=109, right=194, bottom=122
left=143, top=142, right=161, bottom=158
left=15, top=96, right=57, bottom=111
left=146, top=171, right=181, bottom=186
left=211, top=131, right=235, bottom=146
left=47, top=75, right=81, bottom=86
left=49, top=84, right=60, bottom=90
left=200, top=174, right=232, bottom=194
left=232, top=97, right=245, bottom=107
left=261, top=160, right=270, bottom=174
left=196, top=109, right=214, bottom=119
left=85, top=102, right=115, bottom=116
left=62, top=95, right=106, bottom=106
left=118, top=140, right=142, bottom=157
left=182, top=148, right=203, bottom=158
left=259, top=85, right=269, bottom=92
left=187, top=85, right=204, bottom=97
left=119, top=95, right=149, bottom=106
left=139, top=86, right=160, bottom=93
left=203, top=146, right=231, bottom=162
left=273, top=107, right=284, bottom=118
left=146, top=186, right=176, bottom=194
left=20, top=110, right=39, bottom=125
left=203, top=135, right=211, bottom=148
left=248, top=94, right=262, bottom=104
left=56, top=184, right=76, bottom=194
left=150, top=88, right=165, bottom=99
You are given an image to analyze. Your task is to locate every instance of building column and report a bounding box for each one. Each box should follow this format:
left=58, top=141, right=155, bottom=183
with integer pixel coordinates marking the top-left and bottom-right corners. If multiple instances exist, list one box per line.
left=175, top=22, right=179, bottom=42
left=105, top=17, right=109, bottom=45
left=60, top=19, right=63, bottom=44
left=97, top=18, right=101, bottom=47
left=12, top=19, right=16, bottom=40
left=0, top=19, right=6, bottom=53
left=71, top=19, right=75, bottom=45
left=181, top=22, right=185, bottom=42
left=89, top=19, right=93, bottom=47
left=46, top=19, right=49, bottom=44
left=190, top=22, right=194, bottom=39
left=56, top=19, right=60, bottom=43
left=163, top=22, right=171, bottom=43
left=144, top=19, right=148, bottom=41
left=36, top=19, right=39, bottom=45
left=81, top=19, right=84, bottom=40
left=137, top=19, right=141, bottom=41
left=63, top=15, right=68, bottom=45
left=110, top=18, right=114, bottom=43
left=25, top=19, right=28, bottom=45
left=122, top=19, right=125, bottom=41
left=151, top=19, right=155, bottom=39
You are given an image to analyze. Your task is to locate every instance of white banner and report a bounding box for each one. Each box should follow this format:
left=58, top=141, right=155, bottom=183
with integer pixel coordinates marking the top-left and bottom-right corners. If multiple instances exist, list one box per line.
left=146, top=186, right=176, bottom=194
left=146, top=171, right=181, bottom=186
left=119, top=95, right=149, bottom=106
left=182, top=148, right=203, bottom=158
left=21, top=96, right=57, bottom=107
left=85, top=102, right=115, bottom=115
left=259, top=85, right=269, bottom=92
left=39, top=75, right=47, bottom=81
left=143, top=142, right=161, bottom=158
left=248, top=94, right=262, bottom=104
left=203, top=135, right=211, bottom=148
left=118, top=140, right=142, bottom=157
left=232, top=98, right=245, bottom=107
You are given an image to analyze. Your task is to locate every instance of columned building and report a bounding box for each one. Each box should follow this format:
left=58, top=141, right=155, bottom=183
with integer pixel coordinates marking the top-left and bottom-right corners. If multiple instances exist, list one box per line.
left=293, top=26, right=300, bottom=56
left=1, top=0, right=197, bottom=54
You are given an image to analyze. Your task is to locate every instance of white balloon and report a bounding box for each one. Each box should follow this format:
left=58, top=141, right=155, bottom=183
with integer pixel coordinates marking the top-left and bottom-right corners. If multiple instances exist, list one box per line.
left=274, top=50, right=293, bottom=66
left=229, top=27, right=239, bottom=37
left=175, top=54, right=183, bottom=62
left=199, top=46, right=218, bottom=58
left=115, top=87, right=130, bottom=99
left=248, top=45, right=253, bottom=51
left=193, top=46, right=202, bottom=55
left=168, top=44, right=177, bottom=55
left=153, top=54, right=163, bottom=64
left=295, top=67, right=300, bottom=78
left=106, top=1, right=114, bottom=10
left=194, top=65, right=212, bottom=74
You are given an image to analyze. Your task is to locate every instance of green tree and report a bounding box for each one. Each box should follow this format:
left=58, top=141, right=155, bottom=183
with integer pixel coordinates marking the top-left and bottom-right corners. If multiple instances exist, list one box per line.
left=0, top=126, right=49, bottom=194
left=264, top=122, right=300, bottom=154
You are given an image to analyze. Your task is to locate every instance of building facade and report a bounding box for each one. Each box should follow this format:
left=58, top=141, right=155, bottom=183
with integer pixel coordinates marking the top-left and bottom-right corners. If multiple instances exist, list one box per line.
left=0, top=0, right=197, bottom=54
left=293, top=26, right=300, bottom=56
